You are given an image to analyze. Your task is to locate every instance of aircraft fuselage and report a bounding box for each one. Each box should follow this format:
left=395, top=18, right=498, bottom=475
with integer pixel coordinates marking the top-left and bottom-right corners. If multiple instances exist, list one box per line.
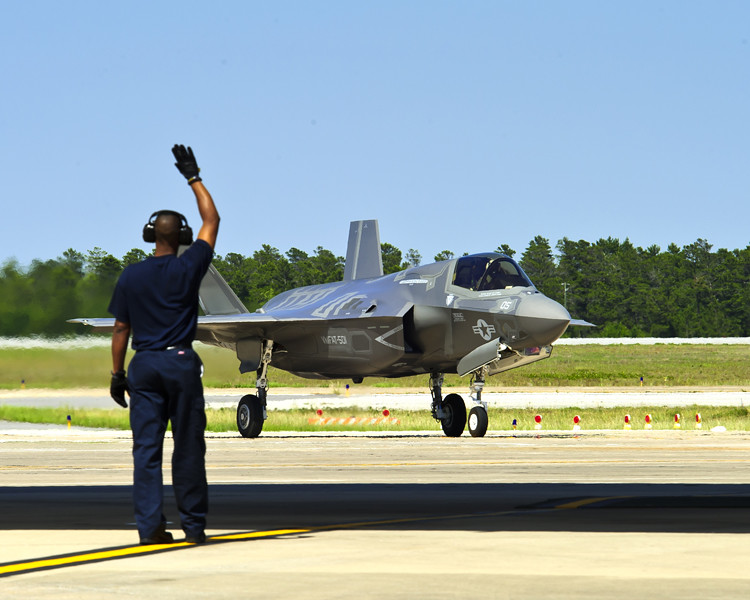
left=252, top=253, right=570, bottom=379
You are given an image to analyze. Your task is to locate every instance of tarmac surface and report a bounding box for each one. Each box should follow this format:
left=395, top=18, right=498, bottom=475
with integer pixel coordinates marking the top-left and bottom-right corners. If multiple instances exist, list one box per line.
left=1, top=391, right=750, bottom=599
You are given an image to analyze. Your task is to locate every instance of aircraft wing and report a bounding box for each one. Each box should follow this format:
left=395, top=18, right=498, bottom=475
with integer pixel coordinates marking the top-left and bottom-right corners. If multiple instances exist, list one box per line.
left=67, top=317, right=116, bottom=332
left=194, top=312, right=328, bottom=347
left=569, top=318, right=596, bottom=327
left=68, top=312, right=331, bottom=344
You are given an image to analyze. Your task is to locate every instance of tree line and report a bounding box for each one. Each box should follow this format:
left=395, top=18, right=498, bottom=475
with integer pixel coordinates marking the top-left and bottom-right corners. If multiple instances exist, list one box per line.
left=1, top=236, right=748, bottom=338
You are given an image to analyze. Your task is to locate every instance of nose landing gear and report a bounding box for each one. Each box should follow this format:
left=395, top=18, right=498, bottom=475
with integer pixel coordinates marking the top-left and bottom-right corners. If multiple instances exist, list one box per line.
left=467, top=370, right=488, bottom=438
left=429, top=370, right=489, bottom=438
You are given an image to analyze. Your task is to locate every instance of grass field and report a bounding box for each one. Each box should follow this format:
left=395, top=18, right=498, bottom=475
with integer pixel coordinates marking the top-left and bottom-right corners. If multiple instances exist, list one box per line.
left=1, top=342, right=748, bottom=431
left=1, top=404, right=747, bottom=432
left=1, top=343, right=749, bottom=390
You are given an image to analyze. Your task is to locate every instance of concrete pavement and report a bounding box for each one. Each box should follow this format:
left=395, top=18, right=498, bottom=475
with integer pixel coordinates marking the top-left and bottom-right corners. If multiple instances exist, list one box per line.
left=1, top=425, right=750, bottom=598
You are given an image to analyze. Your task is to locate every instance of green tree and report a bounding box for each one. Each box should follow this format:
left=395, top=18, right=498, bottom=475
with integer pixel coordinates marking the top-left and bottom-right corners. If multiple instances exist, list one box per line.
left=4, top=234, right=750, bottom=338
left=0, top=260, right=32, bottom=335
left=381, top=243, right=403, bottom=274
left=310, top=247, right=344, bottom=283
left=404, top=249, right=421, bottom=268
left=496, top=244, right=515, bottom=258
left=286, top=247, right=314, bottom=288
left=519, top=236, right=559, bottom=299
left=122, top=248, right=148, bottom=266
left=77, top=248, right=123, bottom=320
left=247, top=245, right=288, bottom=310
left=61, top=249, right=85, bottom=276
left=27, top=259, right=81, bottom=335
left=434, top=250, right=454, bottom=262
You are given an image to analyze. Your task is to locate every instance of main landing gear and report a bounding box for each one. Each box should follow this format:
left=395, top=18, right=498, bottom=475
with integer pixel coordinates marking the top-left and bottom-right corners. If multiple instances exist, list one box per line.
left=237, top=341, right=273, bottom=438
left=430, top=369, right=489, bottom=438
left=235, top=344, right=491, bottom=439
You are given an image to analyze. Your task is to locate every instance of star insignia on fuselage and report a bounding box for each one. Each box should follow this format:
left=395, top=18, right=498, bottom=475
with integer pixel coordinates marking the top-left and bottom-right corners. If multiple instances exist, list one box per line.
left=472, top=319, right=496, bottom=341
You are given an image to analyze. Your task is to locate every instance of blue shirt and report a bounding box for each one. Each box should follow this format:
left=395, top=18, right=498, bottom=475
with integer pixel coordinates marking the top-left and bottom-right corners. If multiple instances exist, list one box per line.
left=108, top=240, right=213, bottom=351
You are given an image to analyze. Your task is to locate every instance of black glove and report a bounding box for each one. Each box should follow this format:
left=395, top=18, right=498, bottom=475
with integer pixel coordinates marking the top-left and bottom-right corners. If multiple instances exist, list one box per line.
left=172, top=144, right=202, bottom=184
left=110, top=370, right=129, bottom=408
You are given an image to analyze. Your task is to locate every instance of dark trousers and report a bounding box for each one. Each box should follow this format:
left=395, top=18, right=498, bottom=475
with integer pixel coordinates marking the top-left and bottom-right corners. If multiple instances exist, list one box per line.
left=128, top=347, right=207, bottom=539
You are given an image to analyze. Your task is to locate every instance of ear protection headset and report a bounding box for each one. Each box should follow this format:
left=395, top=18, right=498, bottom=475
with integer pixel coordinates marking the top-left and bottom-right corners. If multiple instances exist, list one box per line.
left=142, top=210, right=194, bottom=245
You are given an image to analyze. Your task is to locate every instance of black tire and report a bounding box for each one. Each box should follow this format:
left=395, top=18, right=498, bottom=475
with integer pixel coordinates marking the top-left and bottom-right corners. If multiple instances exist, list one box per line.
left=237, top=394, right=264, bottom=438
left=468, top=406, right=488, bottom=438
left=440, top=393, right=466, bottom=437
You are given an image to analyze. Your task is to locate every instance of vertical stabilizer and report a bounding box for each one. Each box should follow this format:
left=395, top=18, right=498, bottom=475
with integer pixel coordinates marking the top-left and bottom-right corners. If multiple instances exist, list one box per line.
left=198, top=264, right=248, bottom=315
left=344, top=220, right=383, bottom=281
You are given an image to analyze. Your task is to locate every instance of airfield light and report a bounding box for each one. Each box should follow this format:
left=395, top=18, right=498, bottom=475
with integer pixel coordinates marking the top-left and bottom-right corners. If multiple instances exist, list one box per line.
left=534, top=414, right=542, bottom=430
left=695, top=413, right=702, bottom=429
left=573, top=415, right=581, bottom=431
left=645, top=414, right=653, bottom=430
left=383, top=409, right=390, bottom=417
left=316, top=409, right=323, bottom=416
left=512, top=418, right=518, bottom=430
left=67, top=415, right=71, bottom=430
left=673, top=413, right=681, bottom=429
left=624, top=414, right=631, bottom=431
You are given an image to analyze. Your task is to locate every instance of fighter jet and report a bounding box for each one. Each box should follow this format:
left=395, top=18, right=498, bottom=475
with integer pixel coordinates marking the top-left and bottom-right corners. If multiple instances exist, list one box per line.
left=71, top=220, right=591, bottom=438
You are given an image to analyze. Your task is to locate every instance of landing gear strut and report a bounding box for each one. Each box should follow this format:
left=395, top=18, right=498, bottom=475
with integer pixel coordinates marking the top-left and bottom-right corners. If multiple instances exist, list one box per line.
left=429, top=370, right=490, bottom=438
left=430, top=373, right=466, bottom=437
left=467, top=368, right=488, bottom=438
left=237, top=340, right=273, bottom=438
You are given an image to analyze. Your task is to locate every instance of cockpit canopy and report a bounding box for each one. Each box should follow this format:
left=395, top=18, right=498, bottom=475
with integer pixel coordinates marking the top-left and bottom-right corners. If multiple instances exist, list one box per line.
left=452, top=254, right=534, bottom=291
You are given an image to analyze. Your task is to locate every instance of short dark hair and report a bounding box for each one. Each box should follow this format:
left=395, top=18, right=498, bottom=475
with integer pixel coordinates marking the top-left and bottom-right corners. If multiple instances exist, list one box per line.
left=154, top=212, right=181, bottom=244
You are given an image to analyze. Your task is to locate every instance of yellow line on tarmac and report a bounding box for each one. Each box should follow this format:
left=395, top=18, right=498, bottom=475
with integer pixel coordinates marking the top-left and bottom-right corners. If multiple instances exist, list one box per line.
left=0, top=529, right=310, bottom=578
left=210, top=528, right=310, bottom=541
left=1, top=498, right=615, bottom=578
left=0, top=508, right=525, bottom=578
left=0, top=542, right=183, bottom=576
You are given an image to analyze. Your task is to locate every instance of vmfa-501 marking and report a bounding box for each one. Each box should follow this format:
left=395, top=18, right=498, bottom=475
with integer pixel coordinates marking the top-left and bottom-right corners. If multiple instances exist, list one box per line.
left=71, top=220, right=591, bottom=438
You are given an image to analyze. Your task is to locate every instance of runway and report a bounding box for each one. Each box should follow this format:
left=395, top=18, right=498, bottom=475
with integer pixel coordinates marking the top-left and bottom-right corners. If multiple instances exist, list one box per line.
left=1, top=424, right=750, bottom=599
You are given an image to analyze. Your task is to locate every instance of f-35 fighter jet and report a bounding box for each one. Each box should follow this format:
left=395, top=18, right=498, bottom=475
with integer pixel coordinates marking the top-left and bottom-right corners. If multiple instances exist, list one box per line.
left=72, top=220, right=591, bottom=438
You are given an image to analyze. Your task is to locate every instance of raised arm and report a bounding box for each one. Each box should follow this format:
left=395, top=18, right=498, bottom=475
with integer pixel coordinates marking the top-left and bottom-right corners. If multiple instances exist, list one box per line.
left=190, top=180, right=219, bottom=250
left=172, top=144, right=220, bottom=250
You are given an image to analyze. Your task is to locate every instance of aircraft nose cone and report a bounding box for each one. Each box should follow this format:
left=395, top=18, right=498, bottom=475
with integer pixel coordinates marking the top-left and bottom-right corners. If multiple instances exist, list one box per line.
left=515, top=293, right=571, bottom=345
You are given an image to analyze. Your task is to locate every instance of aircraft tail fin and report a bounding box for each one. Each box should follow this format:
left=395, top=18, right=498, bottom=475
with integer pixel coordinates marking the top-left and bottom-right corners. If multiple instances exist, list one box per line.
left=198, top=264, right=248, bottom=315
left=343, top=220, right=383, bottom=281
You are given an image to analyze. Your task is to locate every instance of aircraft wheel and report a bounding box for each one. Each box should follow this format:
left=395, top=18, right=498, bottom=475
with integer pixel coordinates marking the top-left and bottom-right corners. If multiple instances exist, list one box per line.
left=468, top=406, right=488, bottom=438
left=237, top=394, right=264, bottom=438
left=440, top=393, right=466, bottom=437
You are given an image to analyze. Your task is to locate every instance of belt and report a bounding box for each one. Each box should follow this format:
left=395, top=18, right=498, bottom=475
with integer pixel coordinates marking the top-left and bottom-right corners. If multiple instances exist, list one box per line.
left=135, top=344, right=192, bottom=352
left=165, top=344, right=192, bottom=351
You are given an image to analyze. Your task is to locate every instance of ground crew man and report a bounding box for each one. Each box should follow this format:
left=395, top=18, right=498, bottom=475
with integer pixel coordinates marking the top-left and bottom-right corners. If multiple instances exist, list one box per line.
left=108, top=144, right=220, bottom=545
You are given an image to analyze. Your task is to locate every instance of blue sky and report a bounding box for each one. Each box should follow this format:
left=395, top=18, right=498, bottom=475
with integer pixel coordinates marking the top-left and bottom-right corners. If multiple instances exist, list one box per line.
left=1, top=1, right=748, bottom=266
